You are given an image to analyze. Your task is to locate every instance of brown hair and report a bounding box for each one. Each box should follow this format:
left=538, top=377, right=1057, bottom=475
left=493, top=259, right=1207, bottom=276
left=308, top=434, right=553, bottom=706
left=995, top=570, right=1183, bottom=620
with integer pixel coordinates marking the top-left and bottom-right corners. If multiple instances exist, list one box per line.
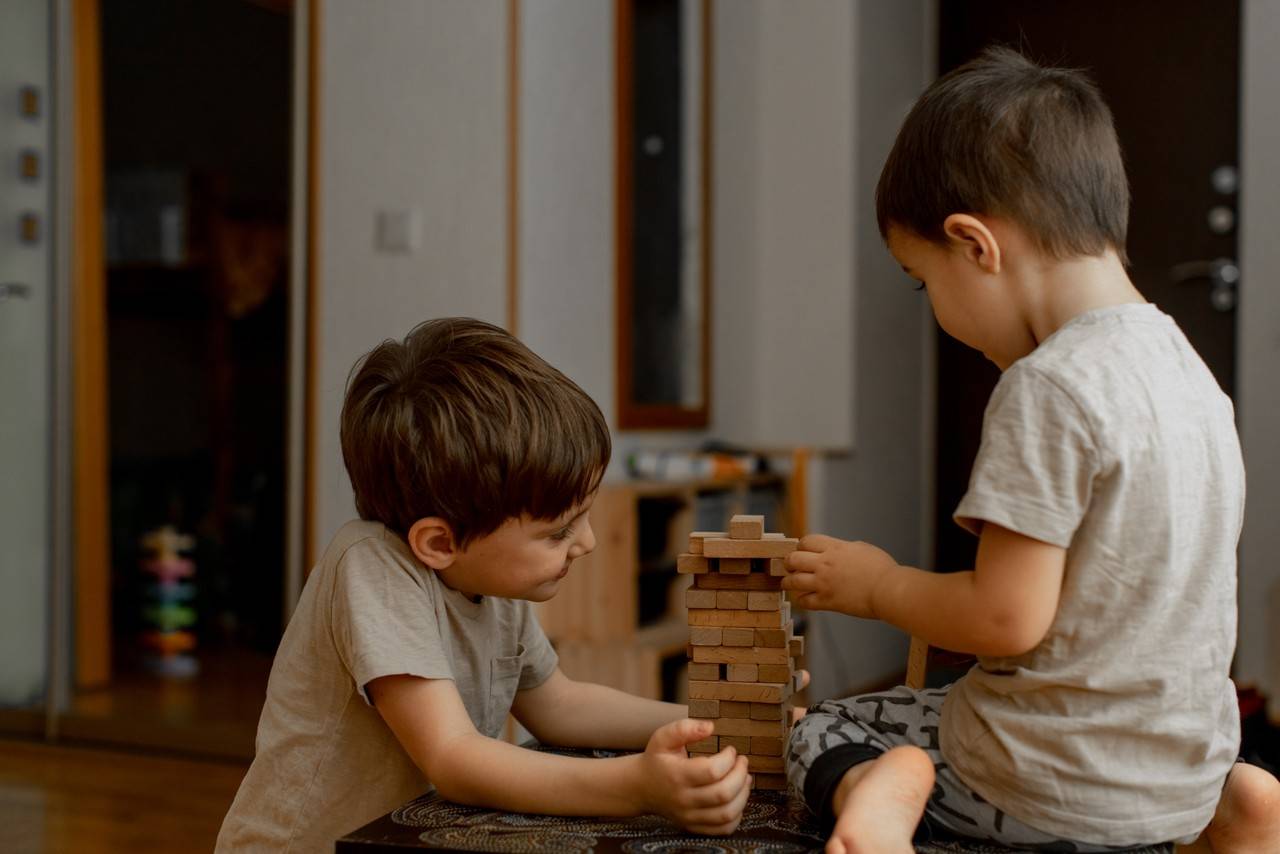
left=340, top=317, right=611, bottom=546
left=876, top=46, right=1130, bottom=265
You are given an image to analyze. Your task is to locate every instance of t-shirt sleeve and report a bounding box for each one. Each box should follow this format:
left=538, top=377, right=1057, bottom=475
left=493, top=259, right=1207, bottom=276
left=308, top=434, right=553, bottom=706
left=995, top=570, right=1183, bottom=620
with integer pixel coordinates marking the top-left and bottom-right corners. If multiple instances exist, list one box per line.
left=515, top=600, right=559, bottom=691
left=330, top=539, right=455, bottom=705
left=954, top=365, right=1100, bottom=549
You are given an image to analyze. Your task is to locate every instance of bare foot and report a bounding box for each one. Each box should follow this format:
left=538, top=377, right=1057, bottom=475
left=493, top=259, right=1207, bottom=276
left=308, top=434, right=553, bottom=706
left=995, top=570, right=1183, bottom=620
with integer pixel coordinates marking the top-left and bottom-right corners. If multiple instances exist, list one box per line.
left=1177, top=763, right=1280, bottom=853
left=826, top=746, right=934, bottom=854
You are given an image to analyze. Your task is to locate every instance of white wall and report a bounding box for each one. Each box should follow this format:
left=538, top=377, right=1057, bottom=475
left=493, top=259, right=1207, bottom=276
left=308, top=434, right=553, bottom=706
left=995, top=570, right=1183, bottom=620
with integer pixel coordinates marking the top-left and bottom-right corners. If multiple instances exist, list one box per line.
left=1238, top=0, right=1280, bottom=705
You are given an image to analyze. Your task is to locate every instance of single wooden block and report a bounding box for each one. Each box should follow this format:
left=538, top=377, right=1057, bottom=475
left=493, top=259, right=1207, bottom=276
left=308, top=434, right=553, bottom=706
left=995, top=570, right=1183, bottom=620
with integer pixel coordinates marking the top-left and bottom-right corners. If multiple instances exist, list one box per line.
left=722, top=627, right=755, bottom=647
left=688, top=609, right=788, bottom=629
left=690, top=645, right=790, bottom=666
left=694, top=572, right=782, bottom=591
left=688, top=680, right=792, bottom=703
left=750, top=702, right=783, bottom=721
left=729, top=515, right=765, bottom=540
left=720, top=700, right=751, bottom=719
left=769, top=558, right=788, bottom=577
left=747, top=591, right=784, bottom=611
left=690, top=626, right=723, bottom=646
left=758, top=663, right=793, bottom=683
left=753, top=773, right=788, bottom=791
left=764, top=532, right=786, bottom=540
left=688, top=532, right=726, bottom=555
left=906, top=635, right=929, bottom=690
left=677, top=554, right=711, bottom=575
left=751, top=736, right=786, bottom=757
left=716, top=590, right=749, bottom=610
left=688, top=662, right=721, bottom=681
left=754, top=624, right=793, bottom=648
left=719, top=557, right=752, bottom=575
left=719, top=734, right=751, bottom=753
left=789, top=635, right=805, bottom=657
left=703, top=537, right=798, bottom=559
left=688, top=736, right=718, bottom=754
left=709, top=716, right=789, bottom=738
left=726, top=663, right=759, bottom=682
left=746, top=754, right=785, bottom=773
left=685, top=588, right=718, bottom=609
left=688, top=699, right=719, bottom=718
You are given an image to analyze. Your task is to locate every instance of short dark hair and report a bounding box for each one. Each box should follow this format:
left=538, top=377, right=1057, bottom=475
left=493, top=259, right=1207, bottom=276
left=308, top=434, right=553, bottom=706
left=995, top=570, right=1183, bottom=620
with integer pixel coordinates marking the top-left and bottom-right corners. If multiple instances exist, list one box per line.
left=876, top=46, right=1130, bottom=265
left=340, top=317, right=611, bottom=546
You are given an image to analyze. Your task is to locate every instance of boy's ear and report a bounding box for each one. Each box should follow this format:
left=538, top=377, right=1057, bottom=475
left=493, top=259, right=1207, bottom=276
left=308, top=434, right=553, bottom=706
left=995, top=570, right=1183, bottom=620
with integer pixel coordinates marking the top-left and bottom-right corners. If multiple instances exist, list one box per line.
left=942, top=213, right=1001, bottom=274
left=406, top=517, right=460, bottom=570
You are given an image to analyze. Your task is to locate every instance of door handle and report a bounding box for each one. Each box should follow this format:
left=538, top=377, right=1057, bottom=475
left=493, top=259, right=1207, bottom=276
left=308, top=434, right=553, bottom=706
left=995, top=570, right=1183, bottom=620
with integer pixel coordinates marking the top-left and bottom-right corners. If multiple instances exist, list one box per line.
left=0, top=282, right=32, bottom=302
left=1169, top=258, right=1238, bottom=312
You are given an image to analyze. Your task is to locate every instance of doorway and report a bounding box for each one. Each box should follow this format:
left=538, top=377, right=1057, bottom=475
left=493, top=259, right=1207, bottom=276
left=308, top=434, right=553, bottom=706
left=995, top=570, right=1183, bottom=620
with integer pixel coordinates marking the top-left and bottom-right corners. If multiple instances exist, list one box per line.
left=932, top=0, right=1241, bottom=572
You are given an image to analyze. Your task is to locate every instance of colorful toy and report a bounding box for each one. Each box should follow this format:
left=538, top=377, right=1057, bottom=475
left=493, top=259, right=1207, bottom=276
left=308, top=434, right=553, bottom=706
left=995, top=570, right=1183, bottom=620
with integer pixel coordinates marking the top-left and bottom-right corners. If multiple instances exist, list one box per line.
left=139, top=525, right=199, bottom=678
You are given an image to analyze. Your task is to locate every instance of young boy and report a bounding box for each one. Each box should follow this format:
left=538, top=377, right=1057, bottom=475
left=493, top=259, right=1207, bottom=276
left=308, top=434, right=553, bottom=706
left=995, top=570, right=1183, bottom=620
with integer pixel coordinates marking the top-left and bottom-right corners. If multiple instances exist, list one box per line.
left=782, top=48, right=1280, bottom=853
left=217, top=317, right=752, bottom=851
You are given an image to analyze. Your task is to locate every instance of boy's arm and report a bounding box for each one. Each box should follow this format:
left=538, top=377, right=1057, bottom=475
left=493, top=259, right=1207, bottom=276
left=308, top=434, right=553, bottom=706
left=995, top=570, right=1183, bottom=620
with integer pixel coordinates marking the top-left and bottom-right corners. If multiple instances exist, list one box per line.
left=511, top=668, right=684, bottom=750
left=368, top=673, right=750, bottom=834
left=784, top=522, right=1065, bottom=658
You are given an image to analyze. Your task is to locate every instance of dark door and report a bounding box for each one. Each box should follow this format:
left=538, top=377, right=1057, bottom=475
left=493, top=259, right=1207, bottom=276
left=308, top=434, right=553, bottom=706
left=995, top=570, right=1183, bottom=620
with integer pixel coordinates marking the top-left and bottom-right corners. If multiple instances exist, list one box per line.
left=934, top=0, right=1241, bottom=570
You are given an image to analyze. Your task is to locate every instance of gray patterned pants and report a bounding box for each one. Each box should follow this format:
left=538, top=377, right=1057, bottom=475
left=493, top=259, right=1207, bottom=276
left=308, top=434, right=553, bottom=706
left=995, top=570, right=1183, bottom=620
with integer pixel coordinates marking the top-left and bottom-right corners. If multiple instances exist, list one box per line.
left=785, top=684, right=1174, bottom=852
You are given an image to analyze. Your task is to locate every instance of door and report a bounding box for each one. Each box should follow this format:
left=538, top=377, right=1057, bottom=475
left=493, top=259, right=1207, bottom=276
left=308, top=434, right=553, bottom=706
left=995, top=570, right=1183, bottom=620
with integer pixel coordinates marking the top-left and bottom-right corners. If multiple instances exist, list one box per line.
left=934, top=0, right=1241, bottom=570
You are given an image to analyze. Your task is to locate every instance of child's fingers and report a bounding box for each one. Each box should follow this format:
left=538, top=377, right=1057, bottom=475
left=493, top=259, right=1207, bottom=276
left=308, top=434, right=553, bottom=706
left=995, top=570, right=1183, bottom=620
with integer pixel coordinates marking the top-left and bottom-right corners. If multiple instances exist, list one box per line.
left=650, top=717, right=713, bottom=753
left=798, top=534, right=838, bottom=553
left=796, top=669, right=811, bottom=690
left=781, top=572, right=818, bottom=594
left=688, top=745, right=738, bottom=785
left=784, top=550, right=819, bottom=573
left=682, top=771, right=751, bottom=834
left=682, top=755, right=749, bottom=808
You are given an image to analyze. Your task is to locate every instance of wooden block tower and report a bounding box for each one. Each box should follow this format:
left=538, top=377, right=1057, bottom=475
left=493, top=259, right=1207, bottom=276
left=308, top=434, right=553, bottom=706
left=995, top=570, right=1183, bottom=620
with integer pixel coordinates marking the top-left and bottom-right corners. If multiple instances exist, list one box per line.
left=678, top=514, right=804, bottom=791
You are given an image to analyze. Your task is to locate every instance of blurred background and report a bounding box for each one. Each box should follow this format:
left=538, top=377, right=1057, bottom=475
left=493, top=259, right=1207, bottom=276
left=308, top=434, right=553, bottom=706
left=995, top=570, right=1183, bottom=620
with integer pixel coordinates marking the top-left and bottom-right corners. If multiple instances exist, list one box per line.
left=1, top=1, right=1277, bottom=851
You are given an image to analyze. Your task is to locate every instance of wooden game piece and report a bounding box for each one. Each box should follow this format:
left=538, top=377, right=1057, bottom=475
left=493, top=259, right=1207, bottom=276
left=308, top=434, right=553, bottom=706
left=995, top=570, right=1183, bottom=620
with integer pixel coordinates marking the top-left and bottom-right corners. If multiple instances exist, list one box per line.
left=719, top=700, right=751, bottom=719
left=763, top=532, right=786, bottom=540
left=688, top=680, right=792, bottom=703
left=688, top=532, right=726, bottom=555
left=706, top=717, right=789, bottom=738
left=702, top=537, right=798, bottom=559
left=751, top=737, right=786, bottom=756
left=729, top=514, right=765, bottom=540
left=769, top=558, right=788, bottom=577
left=677, top=554, right=711, bottom=574
left=906, top=636, right=929, bottom=690
left=688, top=662, right=721, bottom=681
left=688, top=736, right=718, bottom=754
left=758, top=664, right=792, bottom=684
left=789, top=635, right=804, bottom=657
left=689, top=626, right=723, bottom=646
left=753, top=773, right=788, bottom=790
left=685, top=588, right=717, bottom=609
left=718, top=557, right=752, bottom=575
left=722, top=627, right=755, bottom=647
left=719, top=735, right=751, bottom=753
left=750, top=702, right=783, bottom=721
left=726, top=663, right=759, bottom=682
left=688, top=608, right=789, bottom=629
left=715, top=590, right=749, bottom=610
left=746, top=754, right=785, bottom=773
left=694, top=572, right=782, bottom=591
left=754, top=624, right=792, bottom=647
left=747, top=591, right=783, bottom=611
left=690, top=645, right=790, bottom=665
left=688, top=699, right=719, bottom=718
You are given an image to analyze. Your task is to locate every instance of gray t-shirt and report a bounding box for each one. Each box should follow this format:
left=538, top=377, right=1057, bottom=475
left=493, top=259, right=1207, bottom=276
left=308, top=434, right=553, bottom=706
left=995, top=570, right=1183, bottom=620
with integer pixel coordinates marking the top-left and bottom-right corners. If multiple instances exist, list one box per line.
left=216, top=520, right=559, bottom=852
left=942, top=304, right=1243, bottom=845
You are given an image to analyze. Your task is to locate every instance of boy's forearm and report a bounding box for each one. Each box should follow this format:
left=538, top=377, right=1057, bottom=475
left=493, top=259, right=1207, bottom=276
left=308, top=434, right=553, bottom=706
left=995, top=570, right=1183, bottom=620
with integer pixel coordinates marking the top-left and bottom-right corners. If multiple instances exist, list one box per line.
left=540, top=680, right=685, bottom=750
left=872, top=565, right=1019, bottom=656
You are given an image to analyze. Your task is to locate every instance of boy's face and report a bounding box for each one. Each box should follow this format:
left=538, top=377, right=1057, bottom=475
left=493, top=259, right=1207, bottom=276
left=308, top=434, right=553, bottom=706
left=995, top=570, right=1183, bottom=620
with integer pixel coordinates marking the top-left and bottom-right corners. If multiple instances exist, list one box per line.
left=436, top=495, right=597, bottom=602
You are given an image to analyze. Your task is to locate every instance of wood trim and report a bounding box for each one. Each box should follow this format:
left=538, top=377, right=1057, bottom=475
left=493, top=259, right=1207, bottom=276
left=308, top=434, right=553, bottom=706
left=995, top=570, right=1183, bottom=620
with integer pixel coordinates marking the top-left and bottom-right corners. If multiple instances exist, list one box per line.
left=71, top=0, right=111, bottom=690
left=506, top=0, right=520, bottom=335
left=303, top=0, right=321, bottom=571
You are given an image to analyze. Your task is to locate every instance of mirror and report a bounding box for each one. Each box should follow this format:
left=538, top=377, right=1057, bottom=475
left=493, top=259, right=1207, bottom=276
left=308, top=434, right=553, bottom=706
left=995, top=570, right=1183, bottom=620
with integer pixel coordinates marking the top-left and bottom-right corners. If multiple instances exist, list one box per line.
left=615, top=0, right=711, bottom=429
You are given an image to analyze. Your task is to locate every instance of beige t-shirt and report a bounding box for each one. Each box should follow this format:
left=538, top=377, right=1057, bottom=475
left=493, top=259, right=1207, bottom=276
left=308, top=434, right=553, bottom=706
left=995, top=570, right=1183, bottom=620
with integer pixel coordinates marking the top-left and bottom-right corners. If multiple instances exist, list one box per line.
left=216, top=520, right=558, bottom=853
left=942, top=304, right=1243, bottom=846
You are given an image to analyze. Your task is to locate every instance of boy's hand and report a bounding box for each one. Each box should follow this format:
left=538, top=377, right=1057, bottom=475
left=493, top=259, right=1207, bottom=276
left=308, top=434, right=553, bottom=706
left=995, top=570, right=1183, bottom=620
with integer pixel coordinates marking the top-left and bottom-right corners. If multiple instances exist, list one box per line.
left=782, top=534, right=898, bottom=619
left=635, top=718, right=751, bottom=835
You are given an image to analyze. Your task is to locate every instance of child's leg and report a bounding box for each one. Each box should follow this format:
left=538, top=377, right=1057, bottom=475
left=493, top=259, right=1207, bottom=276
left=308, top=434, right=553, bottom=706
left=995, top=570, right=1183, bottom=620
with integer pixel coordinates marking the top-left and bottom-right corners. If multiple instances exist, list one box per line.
left=1176, top=762, right=1280, bottom=853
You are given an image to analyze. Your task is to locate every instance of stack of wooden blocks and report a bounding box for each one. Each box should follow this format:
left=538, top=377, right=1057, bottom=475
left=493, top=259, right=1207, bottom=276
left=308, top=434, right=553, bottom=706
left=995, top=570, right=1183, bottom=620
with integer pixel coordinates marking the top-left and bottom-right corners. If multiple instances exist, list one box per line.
left=679, top=514, right=804, bottom=791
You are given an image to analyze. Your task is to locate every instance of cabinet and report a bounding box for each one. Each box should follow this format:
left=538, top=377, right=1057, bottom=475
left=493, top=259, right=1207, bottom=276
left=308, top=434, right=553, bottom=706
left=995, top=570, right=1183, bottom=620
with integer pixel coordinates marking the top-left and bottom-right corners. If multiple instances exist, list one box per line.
left=536, top=461, right=806, bottom=702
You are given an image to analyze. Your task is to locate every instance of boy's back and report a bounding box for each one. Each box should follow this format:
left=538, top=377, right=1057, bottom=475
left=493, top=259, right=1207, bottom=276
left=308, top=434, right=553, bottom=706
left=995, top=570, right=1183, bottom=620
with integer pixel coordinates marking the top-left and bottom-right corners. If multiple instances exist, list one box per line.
left=946, top=302, right=1243, bottom=841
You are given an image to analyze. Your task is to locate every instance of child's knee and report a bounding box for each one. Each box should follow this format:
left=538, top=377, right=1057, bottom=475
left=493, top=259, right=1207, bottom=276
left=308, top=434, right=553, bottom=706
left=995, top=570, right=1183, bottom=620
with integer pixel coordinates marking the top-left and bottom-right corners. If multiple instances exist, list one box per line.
left=1220, top=763, right=1280, bottom=827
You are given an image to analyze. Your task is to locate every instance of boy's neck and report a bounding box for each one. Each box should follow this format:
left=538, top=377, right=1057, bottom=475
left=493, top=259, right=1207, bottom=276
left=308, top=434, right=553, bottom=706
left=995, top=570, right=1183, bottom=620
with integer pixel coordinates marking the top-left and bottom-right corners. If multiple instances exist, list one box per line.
left=1012, top=248, right=1146, bottom=356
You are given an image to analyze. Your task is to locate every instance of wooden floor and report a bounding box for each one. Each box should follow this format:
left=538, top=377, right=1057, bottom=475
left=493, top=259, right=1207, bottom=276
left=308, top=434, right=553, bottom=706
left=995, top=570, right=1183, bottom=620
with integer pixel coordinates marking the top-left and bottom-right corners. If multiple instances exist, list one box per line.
left=0, top=738, right=248, bottom=854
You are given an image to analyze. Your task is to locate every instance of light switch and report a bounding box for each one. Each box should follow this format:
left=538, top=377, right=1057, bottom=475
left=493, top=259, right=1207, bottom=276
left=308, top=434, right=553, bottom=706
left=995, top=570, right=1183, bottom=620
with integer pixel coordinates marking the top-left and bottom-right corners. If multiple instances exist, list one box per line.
left=375, top=209, right=421, bottom=254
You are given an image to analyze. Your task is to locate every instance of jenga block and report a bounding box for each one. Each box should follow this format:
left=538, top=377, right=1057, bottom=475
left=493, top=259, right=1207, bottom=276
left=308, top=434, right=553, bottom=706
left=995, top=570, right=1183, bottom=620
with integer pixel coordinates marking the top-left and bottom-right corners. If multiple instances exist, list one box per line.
left=688, top=662, right=721, bottom=681
left=729, top=515, right=765, bottom=540
left=751, top=736, right=786, bottom=756
left=770, top=558, right=788, bottom=577
left=703, top=538, right=798, bottom=559
left=688, top=680, right=792, bottom=703
left=764, top=532, right=786, bottom=540
left=726, top=663, right=759, bottom=682
left=688, top=532, right=726, bottom=555
left=722, top=628, right=755, bottom=647
left=708, top=716, right=789, bottom=738
left=747, top=591, right=784, bottom=611
left=719, top=557, right=752, bottom=575
left=758, top=664, right=792, bottom=683
left=755, top=624, right=793, bottom=647
left=746, top=754, right=785, bottom=773
left=677, top=554, right=711, bottom=574
left=716, top=590, right=749, bottom=610
left=689, top=699, right=719, bottom=718
left=906, top=635, right=929, bottom=690
left=688, top=736, right=718, bottom=754
left=719, top=700, right=751, bottom=719
left=685, top=588, right=718, bottom=609
left=694, top=573, right=783, bottom=591
left=690, top=645, right=790, bottom=665
left=688, top=609, right=789, bottom=629
left=750, top=702, right=784, bottom=721
left=753, top=773, right=788, bottom=790
left=789, top=635, right=805, bottom=657
left=690, top=626, right=723, bottom=646
left=719, top=735, right=751, bottom=753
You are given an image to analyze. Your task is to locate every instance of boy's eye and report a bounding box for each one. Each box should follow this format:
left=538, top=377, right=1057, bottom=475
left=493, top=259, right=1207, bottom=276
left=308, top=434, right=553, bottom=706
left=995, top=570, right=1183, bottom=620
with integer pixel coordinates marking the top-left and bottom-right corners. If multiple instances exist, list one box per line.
left=549, top=525, right=574, bottom=542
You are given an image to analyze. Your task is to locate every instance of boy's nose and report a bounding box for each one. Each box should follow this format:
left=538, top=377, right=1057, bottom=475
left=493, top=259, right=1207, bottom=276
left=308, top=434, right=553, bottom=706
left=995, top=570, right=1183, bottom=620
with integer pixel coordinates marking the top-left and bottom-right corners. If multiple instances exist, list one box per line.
left=570, top=520, right=596, bottom=557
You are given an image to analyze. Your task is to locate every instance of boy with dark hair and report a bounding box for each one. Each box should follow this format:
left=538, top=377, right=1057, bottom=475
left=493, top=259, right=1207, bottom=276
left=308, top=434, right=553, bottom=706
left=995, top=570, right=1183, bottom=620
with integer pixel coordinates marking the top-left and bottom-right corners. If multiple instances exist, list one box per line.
left=783, top=48, right=1280, bottom=852
left=218, top=317, right=753, bottom=851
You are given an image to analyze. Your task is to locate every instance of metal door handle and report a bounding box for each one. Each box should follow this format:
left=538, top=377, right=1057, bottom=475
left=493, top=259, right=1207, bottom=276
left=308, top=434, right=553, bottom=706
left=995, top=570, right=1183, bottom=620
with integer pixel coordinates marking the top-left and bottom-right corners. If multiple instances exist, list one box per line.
left=1169, top=258, right=1238, bottom=312
left=0, top=282, right=32, bottom=302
